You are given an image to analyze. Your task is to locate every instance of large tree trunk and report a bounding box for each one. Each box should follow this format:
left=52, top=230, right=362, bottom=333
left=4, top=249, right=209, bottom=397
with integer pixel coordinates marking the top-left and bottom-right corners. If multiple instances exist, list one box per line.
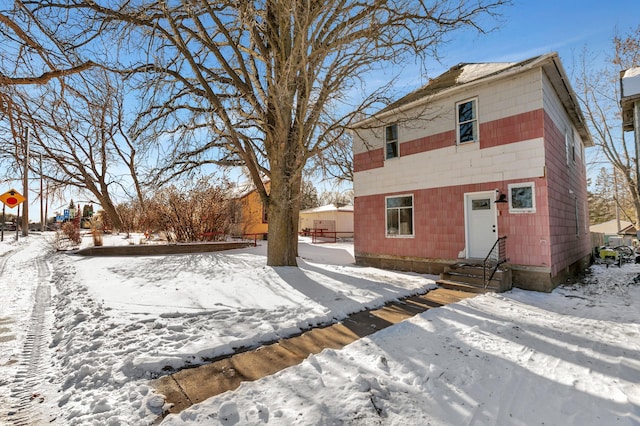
left=95, top=194, right=123, bottom=231
left=266, top=163, right=302, bottom=267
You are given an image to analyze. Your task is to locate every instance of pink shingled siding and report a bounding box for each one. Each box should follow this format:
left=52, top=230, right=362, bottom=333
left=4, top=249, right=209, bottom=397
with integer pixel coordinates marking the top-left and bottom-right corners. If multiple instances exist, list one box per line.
left=400, top=130, right=456, bottom=156
left=354, top=148, right=384, bottom=172
left=354, top=178, right=552, bottom=267
left=543, top=112, right=591, bottom=276
left=480, top=110, right=545, bottom=149
left=499, top=177, right=552, bottom=267
left=354, top=109, right=544, bottom=172
left=354, top=98, right=590, bottom=279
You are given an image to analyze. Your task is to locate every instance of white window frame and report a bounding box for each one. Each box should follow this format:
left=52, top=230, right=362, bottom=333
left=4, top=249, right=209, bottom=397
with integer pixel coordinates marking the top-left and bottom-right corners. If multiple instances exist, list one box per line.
left=508, top=182, right=536, bottom=214
left=565, top=128, right=575, bottom=165
left=385, top=124, right=399, bottom=160
left=456, top=98, right=479, bottom=144
left=385, top=194, right=414, bottom=237
left=575, top=197, right=580, bottom=236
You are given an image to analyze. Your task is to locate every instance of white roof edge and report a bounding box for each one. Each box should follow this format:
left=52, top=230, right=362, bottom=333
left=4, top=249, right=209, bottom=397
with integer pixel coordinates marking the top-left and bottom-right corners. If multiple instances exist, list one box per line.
left=300, top=204, right=354, bottom=214
left=353, top=52, right=558, bottom=128
left=621, top=66, right=640, bottom=99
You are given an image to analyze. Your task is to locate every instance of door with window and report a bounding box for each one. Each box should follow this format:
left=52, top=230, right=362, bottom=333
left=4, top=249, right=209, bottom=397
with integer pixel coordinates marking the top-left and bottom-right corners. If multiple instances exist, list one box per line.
left=464, top=192, right=497, bottom=259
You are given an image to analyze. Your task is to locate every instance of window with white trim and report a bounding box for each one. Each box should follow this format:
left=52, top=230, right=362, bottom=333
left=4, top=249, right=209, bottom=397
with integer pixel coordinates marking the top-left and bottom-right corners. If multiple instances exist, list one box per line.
left=385, top=124, right=398, bottom=159
left=565, top=128, right=575, bottom=164
left=456, top=98, right=478, bottom=144
left=575, top=197, right=580, bottom=236
left=508, top=182, right=536, bottom=213
left=386, top=195, right=413, bottom=236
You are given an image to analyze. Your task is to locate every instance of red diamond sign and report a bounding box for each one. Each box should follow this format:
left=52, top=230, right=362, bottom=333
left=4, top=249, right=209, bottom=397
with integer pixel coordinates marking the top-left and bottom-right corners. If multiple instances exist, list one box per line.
left=0, top=189, right=25, bottom=209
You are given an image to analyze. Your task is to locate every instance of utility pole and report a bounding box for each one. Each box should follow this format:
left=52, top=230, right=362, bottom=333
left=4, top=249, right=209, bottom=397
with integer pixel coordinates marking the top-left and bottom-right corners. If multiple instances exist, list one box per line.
left=40, top=152, right=44, bottom=231
left=22, top=128, right=29, bottom=237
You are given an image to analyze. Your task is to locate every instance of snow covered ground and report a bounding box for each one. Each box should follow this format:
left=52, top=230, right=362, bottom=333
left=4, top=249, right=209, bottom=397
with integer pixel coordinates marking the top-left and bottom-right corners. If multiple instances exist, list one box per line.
left=1, top=233, right=639, bottom=425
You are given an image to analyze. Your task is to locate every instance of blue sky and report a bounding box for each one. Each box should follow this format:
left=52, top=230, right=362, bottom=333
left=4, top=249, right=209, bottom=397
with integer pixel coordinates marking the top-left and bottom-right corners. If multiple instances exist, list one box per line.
left=16, top=2, right=640, bottom=221
left=393, top=0, right=640, bottom=94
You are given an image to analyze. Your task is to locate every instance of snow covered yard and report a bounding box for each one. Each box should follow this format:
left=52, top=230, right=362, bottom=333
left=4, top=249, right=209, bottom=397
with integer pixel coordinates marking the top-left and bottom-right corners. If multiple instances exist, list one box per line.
left=162, top=265, right=640, bottom=426
left=1, top=233, right=437, bottom=424
left=1, top=233, right=639, bottom=425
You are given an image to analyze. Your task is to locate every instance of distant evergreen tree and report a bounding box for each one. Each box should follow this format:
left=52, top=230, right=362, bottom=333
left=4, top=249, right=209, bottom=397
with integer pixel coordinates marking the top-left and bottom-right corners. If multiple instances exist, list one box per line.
left=589, top=169, right=615, bottom=225
left=300, top=180, right=320, bottom=210
left=589, top=167, right=637, bottom=225
left=82, top=204, right=94, bottom=218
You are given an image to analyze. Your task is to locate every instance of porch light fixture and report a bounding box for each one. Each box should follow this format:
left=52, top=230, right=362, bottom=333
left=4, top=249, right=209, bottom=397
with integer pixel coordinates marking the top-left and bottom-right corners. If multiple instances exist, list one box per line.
left=495, top=191, right=508, bottom=203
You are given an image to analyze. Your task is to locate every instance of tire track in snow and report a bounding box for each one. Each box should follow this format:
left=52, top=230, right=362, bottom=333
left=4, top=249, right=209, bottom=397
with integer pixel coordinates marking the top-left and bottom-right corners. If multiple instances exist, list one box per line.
left=2, top=253, right=54, bottom=425
left=0, top=245, right=16, bottom=276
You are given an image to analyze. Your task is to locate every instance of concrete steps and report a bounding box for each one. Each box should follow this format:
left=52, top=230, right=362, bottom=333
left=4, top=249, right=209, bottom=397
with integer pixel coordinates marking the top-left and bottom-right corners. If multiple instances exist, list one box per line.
left=437, top=263, right=512, bottom=293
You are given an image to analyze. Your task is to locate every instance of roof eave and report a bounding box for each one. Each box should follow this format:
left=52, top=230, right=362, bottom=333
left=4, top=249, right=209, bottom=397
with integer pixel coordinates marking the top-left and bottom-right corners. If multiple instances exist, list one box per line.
left=541, top=55, right=594, bottom=147
left=353, top=53, right=555, bottom=128
left=353, top=53, right=594, bottom=149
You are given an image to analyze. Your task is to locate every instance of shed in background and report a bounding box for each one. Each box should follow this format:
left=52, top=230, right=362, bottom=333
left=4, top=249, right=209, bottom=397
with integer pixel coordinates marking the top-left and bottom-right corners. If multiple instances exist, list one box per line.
left=299, top=204, right=354, bottom=239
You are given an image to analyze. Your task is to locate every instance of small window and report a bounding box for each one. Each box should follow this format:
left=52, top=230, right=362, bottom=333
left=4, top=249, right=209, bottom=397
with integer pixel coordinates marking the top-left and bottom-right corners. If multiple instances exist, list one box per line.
left=575, top=197, right=580, bottom=236
left=386, top=195, right=413, bottom=236
left=508, top=182, right=536, bottom=213
left=385, top=124, right=398, bottom=159
left=565, top=129, right=575, bottom=164
left=456, top=98, right=478, bottom=144
left=472, top=199, right=491, bottom=210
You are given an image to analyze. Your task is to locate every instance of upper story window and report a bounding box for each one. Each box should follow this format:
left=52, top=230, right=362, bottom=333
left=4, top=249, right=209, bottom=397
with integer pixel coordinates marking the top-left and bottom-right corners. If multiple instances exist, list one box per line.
left=565, top=128, right=576, bottom=164
left=385, top=124, right=398, bottom=159
left=262, top=202, right=268, bottom=223
left=386, top=195, right=413, bottom=237
left=456, top=98, right=478, bottom=144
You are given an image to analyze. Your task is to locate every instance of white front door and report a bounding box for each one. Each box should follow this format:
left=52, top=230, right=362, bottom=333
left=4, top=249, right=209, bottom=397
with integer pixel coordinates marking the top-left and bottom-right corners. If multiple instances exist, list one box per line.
left=465, top=192, right=498, bottom=259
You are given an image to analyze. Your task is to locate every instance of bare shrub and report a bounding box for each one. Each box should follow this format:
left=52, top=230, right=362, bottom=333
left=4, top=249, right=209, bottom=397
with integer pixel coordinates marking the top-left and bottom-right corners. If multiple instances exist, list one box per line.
left=61, top=221, right=81, bottom=246
left=115, top=178, right=233, bottom=242
left=91, top=228, right=103, bottom=246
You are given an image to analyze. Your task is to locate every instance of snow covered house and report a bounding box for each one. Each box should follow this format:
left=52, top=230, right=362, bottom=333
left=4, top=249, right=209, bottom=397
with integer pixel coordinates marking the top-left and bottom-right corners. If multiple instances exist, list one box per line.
left=299, top=204, right=354, bottom=239
left=229, top=180, right=270, bottom=238
left=352, top=53, right=593, bottom=292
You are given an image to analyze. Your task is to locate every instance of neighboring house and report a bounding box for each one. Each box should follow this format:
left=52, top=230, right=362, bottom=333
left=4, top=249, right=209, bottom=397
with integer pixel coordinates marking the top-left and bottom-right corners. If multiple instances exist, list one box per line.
left=230, top=180, right=270, bottom=238
left=299, top=204, right=354, bottom=239
left=590, top=219, right=637, bottom=246
left=352, top=52, right=593, bottom=292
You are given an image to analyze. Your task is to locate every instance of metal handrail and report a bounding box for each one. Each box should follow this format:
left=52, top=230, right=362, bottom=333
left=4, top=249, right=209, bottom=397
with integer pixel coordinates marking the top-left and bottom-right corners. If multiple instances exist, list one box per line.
left=483, top=236, right=508, bottom=289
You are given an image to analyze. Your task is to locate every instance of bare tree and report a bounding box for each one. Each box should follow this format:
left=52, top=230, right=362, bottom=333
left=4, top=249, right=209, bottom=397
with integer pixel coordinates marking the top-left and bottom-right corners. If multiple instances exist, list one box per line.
left=576, top=26, right=640, bottom=226
left=0, top=3, right=94, bottom=85
left=311, top=132, right=354, bottom=183
left=26, top=0, right=509, bottom=266
left=9, top=70, right=145, bottom=230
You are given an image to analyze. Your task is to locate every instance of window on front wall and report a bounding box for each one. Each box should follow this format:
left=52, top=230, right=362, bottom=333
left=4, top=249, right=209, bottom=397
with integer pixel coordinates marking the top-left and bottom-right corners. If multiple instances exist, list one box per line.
left=385, top=124, right=398, bottom=159
left=456, top=98, right=478, bottom=144
left=508, top=182, right=536, bottom=213
left=386, top=195, right=413, bottom=236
